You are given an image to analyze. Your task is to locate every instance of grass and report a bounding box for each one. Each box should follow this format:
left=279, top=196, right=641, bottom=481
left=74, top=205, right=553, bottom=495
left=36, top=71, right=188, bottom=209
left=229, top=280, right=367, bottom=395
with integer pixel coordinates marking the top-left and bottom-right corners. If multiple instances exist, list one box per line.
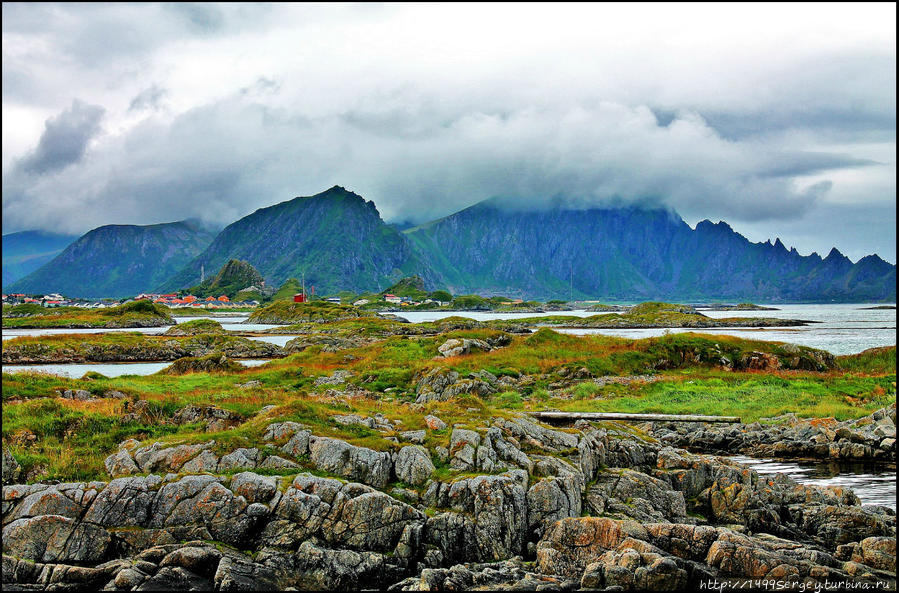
left=2, top=309, right=894, bottom=483
left=2, top=301, right=173, bottom=328
left=545, top=374, right=895, bottom=423
left=2, top=331, right=280, bottom=363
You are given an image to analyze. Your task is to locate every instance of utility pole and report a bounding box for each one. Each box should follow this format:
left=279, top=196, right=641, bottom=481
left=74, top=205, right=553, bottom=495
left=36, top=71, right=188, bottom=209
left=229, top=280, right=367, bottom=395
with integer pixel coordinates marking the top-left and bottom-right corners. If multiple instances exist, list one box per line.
left=569, top=262, right=573, bottom=302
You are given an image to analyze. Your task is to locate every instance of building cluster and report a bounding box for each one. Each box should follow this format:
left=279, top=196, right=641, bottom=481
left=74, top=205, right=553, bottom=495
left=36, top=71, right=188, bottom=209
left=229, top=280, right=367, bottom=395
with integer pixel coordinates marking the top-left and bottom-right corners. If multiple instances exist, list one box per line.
left=2, top=293, right=116, bottom=308
left=381, top=294, right=448, bottom=307
left=136, top=294, right=259, bottom=308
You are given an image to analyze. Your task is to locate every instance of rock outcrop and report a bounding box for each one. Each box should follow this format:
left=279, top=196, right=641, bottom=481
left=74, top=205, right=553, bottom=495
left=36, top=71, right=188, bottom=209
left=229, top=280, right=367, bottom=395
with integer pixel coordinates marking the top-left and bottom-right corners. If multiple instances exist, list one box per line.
left=3, top=414, right=896, bottom=591
left=645, top=403, right=897, bottom=461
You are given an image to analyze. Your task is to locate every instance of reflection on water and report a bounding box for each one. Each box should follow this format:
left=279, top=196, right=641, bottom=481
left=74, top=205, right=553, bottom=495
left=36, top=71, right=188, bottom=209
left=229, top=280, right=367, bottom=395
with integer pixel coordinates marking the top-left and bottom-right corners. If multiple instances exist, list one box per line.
left=2, top=358, right=272, bottom=378
left=729, top=455, right=896, bottom=509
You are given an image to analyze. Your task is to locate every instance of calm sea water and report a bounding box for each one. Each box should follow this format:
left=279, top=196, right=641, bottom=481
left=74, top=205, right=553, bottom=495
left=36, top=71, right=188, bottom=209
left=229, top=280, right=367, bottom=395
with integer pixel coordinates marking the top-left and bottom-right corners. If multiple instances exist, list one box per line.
left=729, top=455, right=896, bottom=509
left=2, top=358, right=272, bottom=378
left=553, top=304, right=896, bottom=355
left=0, top=316, right=278, bottom=341
left=4, top=305, right=894, bottom=354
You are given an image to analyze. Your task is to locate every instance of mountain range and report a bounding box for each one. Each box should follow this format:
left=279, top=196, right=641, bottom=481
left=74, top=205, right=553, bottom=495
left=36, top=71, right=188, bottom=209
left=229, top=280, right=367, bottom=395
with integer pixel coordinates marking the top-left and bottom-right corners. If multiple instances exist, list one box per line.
left=5, top=220, right=215, bottom=298
left=3, top=186, right=895, bottom=302
left=159, top=186, right=433, bottom=295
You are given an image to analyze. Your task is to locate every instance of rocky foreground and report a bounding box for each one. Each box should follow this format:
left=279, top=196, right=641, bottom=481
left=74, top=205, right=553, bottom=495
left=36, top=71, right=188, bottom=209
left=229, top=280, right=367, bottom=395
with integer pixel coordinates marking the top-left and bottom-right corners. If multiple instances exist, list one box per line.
left=643, top=407, right=897, bottom=461
left=2, top=406, right=896, bottom=591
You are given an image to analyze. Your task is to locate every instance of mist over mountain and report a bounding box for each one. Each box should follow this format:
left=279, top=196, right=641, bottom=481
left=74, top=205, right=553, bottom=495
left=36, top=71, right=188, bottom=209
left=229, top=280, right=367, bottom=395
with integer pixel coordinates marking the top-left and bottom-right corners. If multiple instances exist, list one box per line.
left=6, top=220, right=215, bottom=298
left=7, top=188, right=894, bottom=302
left=404, top=197, right=896, bottom=302
left=1, top=230, right=78, bottom=286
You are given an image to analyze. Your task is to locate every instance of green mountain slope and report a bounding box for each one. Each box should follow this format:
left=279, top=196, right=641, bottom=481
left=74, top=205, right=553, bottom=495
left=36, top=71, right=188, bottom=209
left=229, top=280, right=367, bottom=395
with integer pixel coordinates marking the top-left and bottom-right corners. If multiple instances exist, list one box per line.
left=188, top=259, right=265, bottom=299
left=404, top=197, right=896, bottom=302
left=7, top=221, right=215, bottom=298
left=161, top=186, right=436, bottom=295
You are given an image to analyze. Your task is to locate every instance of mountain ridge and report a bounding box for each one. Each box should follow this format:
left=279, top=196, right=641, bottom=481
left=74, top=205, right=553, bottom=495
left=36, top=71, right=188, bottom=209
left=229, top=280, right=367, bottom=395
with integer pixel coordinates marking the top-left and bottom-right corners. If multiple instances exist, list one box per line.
left=7, top=188, right=895, bottom=302
left=6, top=220, right=215, bottom=298
left=158, top=186, right=437, bottom=295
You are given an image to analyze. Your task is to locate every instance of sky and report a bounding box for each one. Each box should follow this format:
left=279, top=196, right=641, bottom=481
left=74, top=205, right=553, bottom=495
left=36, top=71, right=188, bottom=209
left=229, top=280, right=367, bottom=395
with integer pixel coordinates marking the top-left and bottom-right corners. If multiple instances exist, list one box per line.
left=2, top=2, right=895, bottom=263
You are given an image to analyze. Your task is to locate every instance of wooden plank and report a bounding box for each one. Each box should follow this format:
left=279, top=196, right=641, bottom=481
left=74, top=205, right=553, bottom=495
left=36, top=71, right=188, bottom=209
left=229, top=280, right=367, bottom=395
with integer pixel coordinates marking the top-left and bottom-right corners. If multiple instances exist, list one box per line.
left=528, top=411, right=741, bottom=423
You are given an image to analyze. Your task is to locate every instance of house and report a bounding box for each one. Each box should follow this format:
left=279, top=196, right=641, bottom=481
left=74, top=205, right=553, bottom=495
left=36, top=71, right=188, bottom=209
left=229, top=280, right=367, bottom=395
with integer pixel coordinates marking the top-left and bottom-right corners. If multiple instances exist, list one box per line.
left=325, top=297, right=341, bottom=303
left=384, top=294, right=402, bottom=304
left=217, top=295, right=229, bottom=302
left=293, top=293, right=307, bottom=303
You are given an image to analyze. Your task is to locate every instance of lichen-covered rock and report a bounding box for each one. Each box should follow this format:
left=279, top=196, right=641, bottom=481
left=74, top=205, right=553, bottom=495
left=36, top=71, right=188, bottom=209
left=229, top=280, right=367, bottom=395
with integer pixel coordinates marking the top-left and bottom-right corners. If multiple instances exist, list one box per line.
left=218, top=447, right=261, bottom=471
left=536, top=517, right=648, bottom=578
left=257, top=455, right=299, bottom=471
left=181, top=450, right=220, bottom=473
left=583, top=537, right=689, bottom=591
left=6, top=485, right=87, bottom=523
left=3, top=515, right=111, bottom=563
left=147, top=475, right=255, bottom=547
left=445, top=471, right=528, bottom=562
left=172, top=404, right=244, bottom=432
left=132, top=440, right=216, bottom=473
left=449, top=428, right=480, bottom=470
left=493, top=416, right=579, bottom=452
left=647, top=403, right=897, bottom=461
left=230, top=472, right=278, bottom=504
left=588, top=468, right=687, bottom=523
left=308, top=437, right=392, bottom=488
left=527, top=476, right=582, bottom=540
left=82, top=475, right=160, bottom=527
left=104, top=447, right=139, bottom=477
left=214, top=554, right=279, bottom=591
left=2, top=447, right=21, bottom=485
left=292, top=540, right=400, bottom=591
left=437, top=337, right=492, bottom=358
left=394, top=445, right=435, bottom=487
left=849, top=536, right=896, bottom=572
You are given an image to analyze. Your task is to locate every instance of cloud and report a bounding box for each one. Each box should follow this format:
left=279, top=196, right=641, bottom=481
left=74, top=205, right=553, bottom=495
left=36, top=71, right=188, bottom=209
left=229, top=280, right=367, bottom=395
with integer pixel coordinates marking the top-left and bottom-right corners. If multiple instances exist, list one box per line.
left=1, top=95, right=883, bottom=235
left=128, top=85, right=168, bottom=112
left=1, top=3, right=894, bottom=262
left=15, top=99, right=104, bottom=175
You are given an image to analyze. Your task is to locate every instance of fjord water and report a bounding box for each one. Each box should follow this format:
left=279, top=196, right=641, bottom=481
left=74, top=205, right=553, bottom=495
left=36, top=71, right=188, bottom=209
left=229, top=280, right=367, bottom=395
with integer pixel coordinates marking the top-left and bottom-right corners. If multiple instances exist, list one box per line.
left=729, top=455, right=896, bottom=510
left=553, top=303, right=897, bottom=355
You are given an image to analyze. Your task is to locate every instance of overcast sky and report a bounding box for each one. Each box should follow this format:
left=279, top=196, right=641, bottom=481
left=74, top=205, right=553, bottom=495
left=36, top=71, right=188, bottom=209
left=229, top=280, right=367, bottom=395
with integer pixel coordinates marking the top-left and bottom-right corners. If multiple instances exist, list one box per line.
left=2, top=3, right=895, bottom=262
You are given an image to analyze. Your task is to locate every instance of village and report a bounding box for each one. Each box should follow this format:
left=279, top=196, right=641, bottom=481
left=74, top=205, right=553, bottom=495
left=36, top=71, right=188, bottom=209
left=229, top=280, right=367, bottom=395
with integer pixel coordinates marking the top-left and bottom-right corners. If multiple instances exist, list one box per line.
left=0, top=292, right=260, bottom=310
left=0, top=290, right=457, bottom=310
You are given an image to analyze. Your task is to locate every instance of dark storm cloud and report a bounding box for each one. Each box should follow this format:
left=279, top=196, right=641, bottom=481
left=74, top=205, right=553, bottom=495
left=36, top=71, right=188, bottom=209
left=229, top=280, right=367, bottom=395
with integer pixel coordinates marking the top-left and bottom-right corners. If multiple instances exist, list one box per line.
left=15, top=100, right=105, bottom=175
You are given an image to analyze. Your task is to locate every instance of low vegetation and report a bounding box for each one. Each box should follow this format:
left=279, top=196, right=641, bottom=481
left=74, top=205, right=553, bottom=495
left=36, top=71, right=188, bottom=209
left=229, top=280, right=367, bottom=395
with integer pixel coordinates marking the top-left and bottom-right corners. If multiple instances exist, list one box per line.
left=2, top=331, right=282, bottom=363
left=3, top=304, right=894, bottom=483
left=1, top=300, right=174, bottom=328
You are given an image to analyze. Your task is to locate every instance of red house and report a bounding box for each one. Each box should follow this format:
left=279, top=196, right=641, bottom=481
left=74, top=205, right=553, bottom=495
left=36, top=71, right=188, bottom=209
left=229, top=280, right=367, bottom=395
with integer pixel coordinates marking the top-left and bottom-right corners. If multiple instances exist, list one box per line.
left=293, top=293, right=307, bottom=303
